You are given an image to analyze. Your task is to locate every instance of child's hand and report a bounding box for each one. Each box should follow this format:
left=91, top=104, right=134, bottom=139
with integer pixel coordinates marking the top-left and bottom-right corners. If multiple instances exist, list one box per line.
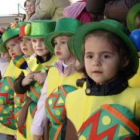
left=22, top=72, right=34, bottom=86
left=33, top=73, right=47, bottom=84
left=33, top=135, right=43, bottom=140
left=1, top=52, right=10, bottom=61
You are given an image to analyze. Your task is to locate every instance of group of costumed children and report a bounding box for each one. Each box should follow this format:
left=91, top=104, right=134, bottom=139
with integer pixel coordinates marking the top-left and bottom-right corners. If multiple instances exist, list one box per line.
left=0, top=2, right=140, bottom=140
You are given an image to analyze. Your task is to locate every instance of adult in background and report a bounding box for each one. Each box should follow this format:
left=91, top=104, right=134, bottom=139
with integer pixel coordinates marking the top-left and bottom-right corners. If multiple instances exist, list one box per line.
left=29, top=0, right=70, bottom=21
left=86, top=0, right=140, bottom=25
left=21, top=0, right=36, bottom=21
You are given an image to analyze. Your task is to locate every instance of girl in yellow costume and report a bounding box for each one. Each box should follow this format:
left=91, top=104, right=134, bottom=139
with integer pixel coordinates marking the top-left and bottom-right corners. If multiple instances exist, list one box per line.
left=0, top=27, right=23, bottom=140
left=31, top=18, right=83, bottom=140
left=14, top=20, right=57, bottom=140
left=14, top=21, right=35, bottom=140
left=65, top=19, right=140, bottom=140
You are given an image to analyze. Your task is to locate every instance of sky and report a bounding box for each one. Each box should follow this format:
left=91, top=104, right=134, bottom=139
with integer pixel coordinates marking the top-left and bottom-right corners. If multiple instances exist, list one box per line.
left=0, top=0, right=26, bottom=15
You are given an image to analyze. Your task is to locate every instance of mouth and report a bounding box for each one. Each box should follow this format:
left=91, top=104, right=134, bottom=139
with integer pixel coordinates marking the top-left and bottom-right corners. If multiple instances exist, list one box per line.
left=23, top=48, right=27, bottom=51
left=93, top=71, right=102, bottom=74
left=36, top=49, right=43, bottom=52
left=56, top=52, right=61, bottom=55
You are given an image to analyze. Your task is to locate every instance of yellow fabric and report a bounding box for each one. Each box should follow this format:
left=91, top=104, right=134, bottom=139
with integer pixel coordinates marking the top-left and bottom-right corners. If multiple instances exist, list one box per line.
left=66, top=87, right=140, bottom=131
left=16, top=130, right=26, bottom=140
left=0, top=123, right=15, bottom=135
left=4, top=60, right=22, bottom=78
left=26, top=109, right=33, bottom=140
left=47, top=67, right=81, bottom=96
left=128, top=59, right=140, bottom=87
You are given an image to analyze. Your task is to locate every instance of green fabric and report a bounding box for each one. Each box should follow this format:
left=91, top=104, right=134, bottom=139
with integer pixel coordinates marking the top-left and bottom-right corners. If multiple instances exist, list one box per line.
left=68, top=19, right=139, bottom=79
left=0, top=104, right=16, bottom=130
left=44, top=18, right=83, bottom=54
left=78, top=104, right=138, bottom=140
left=14, top=106, right=26, bottom=138
left=0, top=28, right=19, bottom=52
left=18, top=21, right=31, bottom=27
left=0, top=77, right=14, bottom=105
left=126, top=3, right=140, bottom=31
left=25, top=20, right=56, bottom=38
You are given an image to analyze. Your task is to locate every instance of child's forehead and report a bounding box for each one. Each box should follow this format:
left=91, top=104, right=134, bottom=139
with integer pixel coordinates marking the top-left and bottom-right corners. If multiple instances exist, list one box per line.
left=31, top=38, right=44, bottom=40
left=6, top=37, right=19, bottom=44
left=54, top=35, right=70, bottom=40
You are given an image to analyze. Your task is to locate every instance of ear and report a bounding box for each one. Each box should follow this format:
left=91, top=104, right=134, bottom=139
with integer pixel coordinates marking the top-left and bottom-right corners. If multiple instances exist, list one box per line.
left=120, top=58, right=129, bottom=69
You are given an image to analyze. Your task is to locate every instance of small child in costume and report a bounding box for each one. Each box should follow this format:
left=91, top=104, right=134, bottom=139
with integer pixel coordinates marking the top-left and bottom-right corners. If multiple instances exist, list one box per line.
left=14, top=20, right=56, bottom=140
left=0, top=27, right=23, bottom=140
left=31, top=18, right=83, bottom=140
left=128, top=29, right=140, bottom=87
left=13, top=21, right=35, bottom=140
left=127, top=2, right=140, bottom=31
left=65, top=19, right=140, bottom=139
left=127, top=3, right=140, bottom=87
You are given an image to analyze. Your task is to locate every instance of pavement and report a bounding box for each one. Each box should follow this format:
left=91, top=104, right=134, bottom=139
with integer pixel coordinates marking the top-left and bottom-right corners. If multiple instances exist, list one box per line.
left=0, top=133, right=6, bottom=140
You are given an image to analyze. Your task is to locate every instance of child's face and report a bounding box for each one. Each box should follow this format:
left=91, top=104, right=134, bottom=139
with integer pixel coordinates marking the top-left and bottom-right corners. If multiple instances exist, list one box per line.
left=84, top=36, right=121, bottom=85
left=6, top=38, right=23, bottom=58
left=26, top=1, right=35, bottom=15
left=54, top=36, right=71, bottom=61
left=19, top=37, right=34, bottom=56
left=31, top=38, right=49, bottom=57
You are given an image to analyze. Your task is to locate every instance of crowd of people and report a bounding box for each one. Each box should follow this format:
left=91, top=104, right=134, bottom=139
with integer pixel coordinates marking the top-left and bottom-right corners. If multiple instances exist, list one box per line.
left=0, top=0, right=140, bottom=140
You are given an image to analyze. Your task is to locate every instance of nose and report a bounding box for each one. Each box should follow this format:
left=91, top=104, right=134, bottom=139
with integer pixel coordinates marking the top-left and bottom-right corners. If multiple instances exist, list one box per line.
left=37, top=41, right=42, bottom=47
left=55, top=43, right=61, bottom=50
left=22, top=40, right=26, bottom=46
left=92, top=56, right=101, bottom=66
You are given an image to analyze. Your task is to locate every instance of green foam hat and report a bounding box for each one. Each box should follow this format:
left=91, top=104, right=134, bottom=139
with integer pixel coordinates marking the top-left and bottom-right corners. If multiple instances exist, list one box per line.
left=25, top=20, right=56, bottom=38
left=126, top=3, right=140, bottom=31
left=44, top=18, right=83, bottom=54
left=0, top=28, right=19, bottom=52
left=68, top=19, right=139, bottom=78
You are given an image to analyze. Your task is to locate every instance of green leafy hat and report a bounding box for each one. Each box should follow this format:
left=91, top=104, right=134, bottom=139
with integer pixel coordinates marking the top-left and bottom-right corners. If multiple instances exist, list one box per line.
left=0, top=28, right=19, bottom=52
left=126, top=3, right=140, bottom=31
left=24, top=20, right=56, bottom=38
left=68, top=19, right=139, bottom=78
left=44, top=17, right=83, bottom=54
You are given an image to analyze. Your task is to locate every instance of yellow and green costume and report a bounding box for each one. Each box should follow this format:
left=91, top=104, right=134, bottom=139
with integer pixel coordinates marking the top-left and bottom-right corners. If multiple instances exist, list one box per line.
left=0, top=60, right=22, bottom=135
left=128, top=59, right=140, bottom=87
left=66, top=85, right=140, bottom=140
left=45, top=66, right=81, bottom=140
left=16, top=56, right=57, bottom=140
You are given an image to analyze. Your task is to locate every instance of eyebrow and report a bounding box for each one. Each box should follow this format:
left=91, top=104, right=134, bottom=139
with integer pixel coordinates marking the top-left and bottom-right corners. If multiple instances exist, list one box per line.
left=85, top=51, right=114, bottom=55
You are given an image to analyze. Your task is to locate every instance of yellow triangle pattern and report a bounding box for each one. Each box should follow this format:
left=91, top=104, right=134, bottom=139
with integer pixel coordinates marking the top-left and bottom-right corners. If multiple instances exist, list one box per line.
left=57, top=98, right=64, bottom=104
left=118, top=125, right=130, bottom=137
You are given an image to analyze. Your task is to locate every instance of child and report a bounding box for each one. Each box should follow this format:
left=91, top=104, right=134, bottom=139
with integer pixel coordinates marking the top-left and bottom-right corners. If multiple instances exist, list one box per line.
left=127, top=2, right=140, bottom=31
left=31, top=17, right=83, bottom=140
left=13, top=21, right=35, bottom=140
left=14, top=20, right=56, bottom=140
left=65, top=19, right=140, bottom=139
left=0, top=27, right=23, bottom=140
left=128, top=29, right=140, bottom=87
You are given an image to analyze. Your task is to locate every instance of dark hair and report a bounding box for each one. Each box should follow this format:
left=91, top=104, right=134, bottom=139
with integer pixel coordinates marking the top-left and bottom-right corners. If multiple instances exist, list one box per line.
left=136, top=12, right=140, bottom=29
left=76, top=30, right=134, bottom=87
